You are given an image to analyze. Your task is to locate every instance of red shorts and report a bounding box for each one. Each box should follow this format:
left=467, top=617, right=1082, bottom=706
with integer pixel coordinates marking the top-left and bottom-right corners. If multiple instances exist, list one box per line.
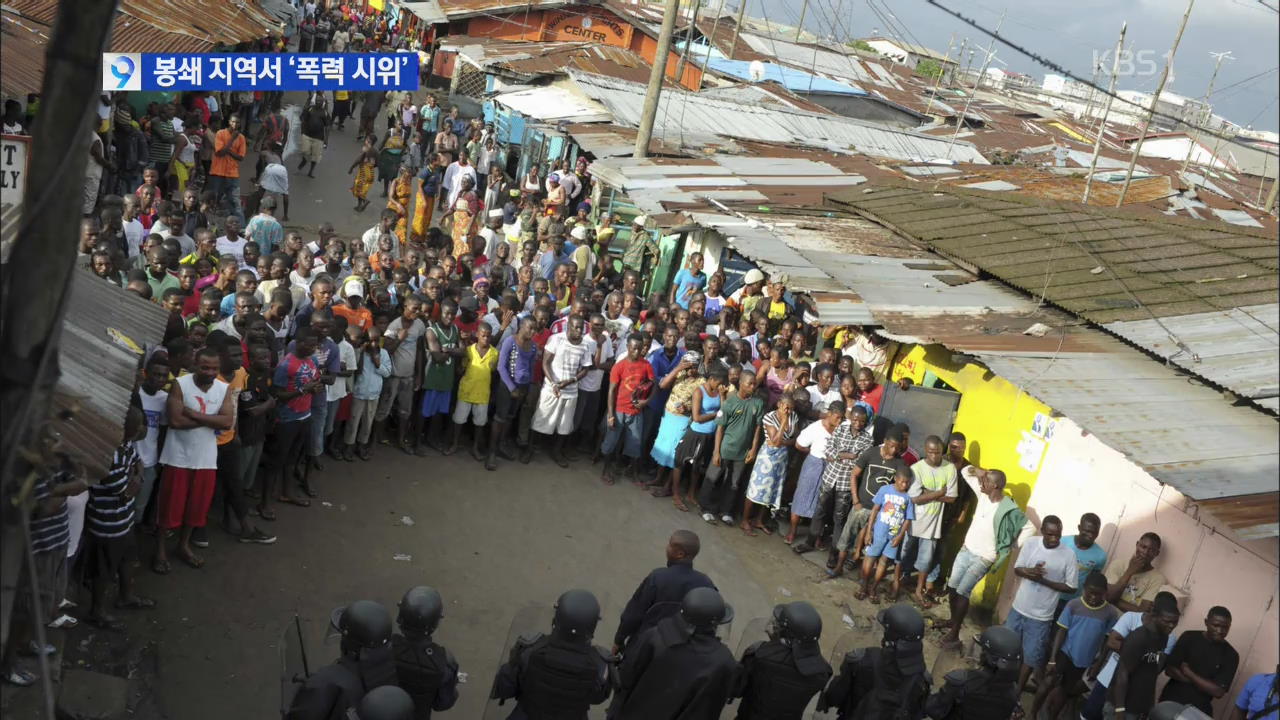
left=157, top=467, right=217, bottom=530
left=337, top=394, right=353, bottom=422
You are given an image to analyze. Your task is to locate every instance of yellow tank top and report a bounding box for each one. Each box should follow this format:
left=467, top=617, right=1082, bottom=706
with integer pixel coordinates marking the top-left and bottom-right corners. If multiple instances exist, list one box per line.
left=458, top=343, right=498, bottom=404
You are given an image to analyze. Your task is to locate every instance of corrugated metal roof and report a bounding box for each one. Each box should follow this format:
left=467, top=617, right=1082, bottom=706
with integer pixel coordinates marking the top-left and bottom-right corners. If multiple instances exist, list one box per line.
left=438, top=0, right=571, bottom=19
left=736, top=32, right=895, bottom=89
left=401, top=0, right=448, bottom=24
left=704, top=57, right=867, bottom=96
left=1, top=9, right=49, bottom=99
left=697, top=83, right=834, bottom=113
left=828, top=183, right=1279, bottom=408
left=57, top=270, right=169, bottom=478
left=566, top=70, right=988, bottom=163
left=492, top=84, right=613, bottom=123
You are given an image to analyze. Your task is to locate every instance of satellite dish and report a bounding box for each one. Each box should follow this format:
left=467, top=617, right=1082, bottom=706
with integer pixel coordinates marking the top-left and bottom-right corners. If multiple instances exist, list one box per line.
left=748, top=60, right=766, bottom=82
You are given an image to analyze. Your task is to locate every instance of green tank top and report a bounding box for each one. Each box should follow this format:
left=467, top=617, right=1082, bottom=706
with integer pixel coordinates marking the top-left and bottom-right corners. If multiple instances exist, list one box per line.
left=423, top=322, right=460, bottom=391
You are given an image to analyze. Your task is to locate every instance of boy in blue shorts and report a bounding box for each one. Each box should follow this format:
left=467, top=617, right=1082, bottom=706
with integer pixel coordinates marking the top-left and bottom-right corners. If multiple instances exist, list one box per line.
left=855, top=468, right=914, bottom=604
left=1030, top=570, right=1120, bottom=720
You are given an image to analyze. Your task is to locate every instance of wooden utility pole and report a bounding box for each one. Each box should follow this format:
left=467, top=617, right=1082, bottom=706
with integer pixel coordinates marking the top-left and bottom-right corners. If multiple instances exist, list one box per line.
left=1180, top=50, right=1233, bottom=179
left=634, top=0, right=683, bottom=158
left=0, top=0, right=121, bottom=708
left=794, top=0, right=808, bottom=41
left=729, top=0, right=747, bottom=58
left=1083, top=23, right=1128, bottom=205
left=1116, top=0, right=1194, bottom=206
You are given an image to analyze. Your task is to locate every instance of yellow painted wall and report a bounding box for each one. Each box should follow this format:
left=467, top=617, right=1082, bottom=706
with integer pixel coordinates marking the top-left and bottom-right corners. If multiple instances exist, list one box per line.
left=890, top=343, right=1051, bottom=609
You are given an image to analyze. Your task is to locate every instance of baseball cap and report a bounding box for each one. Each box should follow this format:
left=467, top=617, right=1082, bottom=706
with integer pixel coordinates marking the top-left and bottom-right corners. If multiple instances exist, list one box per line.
left=345, top=280, right=366, bottom=298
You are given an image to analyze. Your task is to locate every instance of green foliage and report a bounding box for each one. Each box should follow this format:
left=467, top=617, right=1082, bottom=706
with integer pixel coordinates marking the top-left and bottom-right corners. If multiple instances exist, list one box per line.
left=915, top=58, right=944, bottom=79
left=847, top=39, right=875, bottom=52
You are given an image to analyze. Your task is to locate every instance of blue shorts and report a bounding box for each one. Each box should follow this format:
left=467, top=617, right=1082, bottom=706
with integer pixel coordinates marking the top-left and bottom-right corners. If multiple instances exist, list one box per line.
left=904, top=535, right=941, bottom=581
left=947, top=546, right=994, bottom=598
left=864, top=524, right=902, bottom=561
left=1005, top=607, right=1051, bottom=668
left=420, top=389, right=453, bottom=417
left=600, top=411, right=644, bottom=458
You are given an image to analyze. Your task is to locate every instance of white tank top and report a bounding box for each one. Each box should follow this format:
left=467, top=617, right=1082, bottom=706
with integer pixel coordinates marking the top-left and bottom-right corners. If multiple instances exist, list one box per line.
left=177, top=133, right=196, bottom=164
left=158, top=374, right=227, bottom=470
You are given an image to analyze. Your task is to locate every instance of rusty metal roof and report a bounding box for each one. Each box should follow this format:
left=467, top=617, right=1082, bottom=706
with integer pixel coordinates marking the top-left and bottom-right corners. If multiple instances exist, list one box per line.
left=4, top=0, right=280, bottom=56
left=57, top=270, right=168, bottom=478
left=0, top=9, right=48, bottom=99
left=828, top=184, right=1280, bottom=411
left=437, top=0, right=574, bottom=20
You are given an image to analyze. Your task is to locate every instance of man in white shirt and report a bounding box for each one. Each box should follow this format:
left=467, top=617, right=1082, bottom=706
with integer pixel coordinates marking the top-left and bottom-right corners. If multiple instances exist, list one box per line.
left=442, top=152, right=477, bottom=210
left=122, top=195, right=146, bottom=259
left=361, top=210, right=401, bottom=259
left=215, top=215, right=247, bottom=268
left=530, top=316, right=592, bottom=467
left=1006, top=515, right=1078, bottom=693
left=479, top=209, right=504, bottom=261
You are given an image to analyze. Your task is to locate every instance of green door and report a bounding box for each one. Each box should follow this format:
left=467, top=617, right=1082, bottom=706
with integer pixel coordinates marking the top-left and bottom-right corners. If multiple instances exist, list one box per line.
left=647, top=233, right=684, bottom=298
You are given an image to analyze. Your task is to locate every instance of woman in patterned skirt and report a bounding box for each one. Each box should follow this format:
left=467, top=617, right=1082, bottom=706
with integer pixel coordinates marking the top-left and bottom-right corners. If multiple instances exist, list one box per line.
left=742, top=395, right=798, bottom=536
left=348, top=135, right=377, bottom=212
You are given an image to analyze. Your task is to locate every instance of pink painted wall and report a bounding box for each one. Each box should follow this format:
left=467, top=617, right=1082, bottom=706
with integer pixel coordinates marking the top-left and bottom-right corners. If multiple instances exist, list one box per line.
left=995, top=416, right=1279, bottom=719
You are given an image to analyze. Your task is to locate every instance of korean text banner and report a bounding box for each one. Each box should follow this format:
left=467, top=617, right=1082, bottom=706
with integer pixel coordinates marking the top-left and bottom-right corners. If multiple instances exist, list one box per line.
left=102, top=53, right=420, bottom=92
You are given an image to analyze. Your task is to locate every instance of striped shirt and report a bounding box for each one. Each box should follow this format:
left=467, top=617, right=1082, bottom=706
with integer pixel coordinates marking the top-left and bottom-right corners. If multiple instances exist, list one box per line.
left=87, top=443, right=138, bottom=539
left=31, top=472, right=71, bottom=554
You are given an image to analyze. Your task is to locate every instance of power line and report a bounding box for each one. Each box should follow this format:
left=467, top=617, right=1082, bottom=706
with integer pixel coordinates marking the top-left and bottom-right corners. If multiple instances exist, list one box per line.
left=924, top=0, right=1275, bottom=157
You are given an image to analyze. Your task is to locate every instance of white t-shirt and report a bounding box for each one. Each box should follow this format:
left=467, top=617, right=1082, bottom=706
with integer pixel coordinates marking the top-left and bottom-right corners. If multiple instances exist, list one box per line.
left=216, top=236, right=248, bottom=268
left=544, top=333, right=592, bottom=397
left=124, top=218, right=145, bottom=258
left=1096, top=611, right=1178, bottom=687
left=796, top=419, right=833, bottom=459
left=327, top=340, right=358, bottom=401
left=961, top=465, right=1001, bottom=562
left=479, top=227, right=501, bottom=262
left=1012, top=536, right=1079, bottom=621
left=137, top=388, right=168, bottom=467
left=578, top=334, right=606, bottom=393
left=158, top=375, right=227, bottom=470
left=806, top=384, right=842, bottom=414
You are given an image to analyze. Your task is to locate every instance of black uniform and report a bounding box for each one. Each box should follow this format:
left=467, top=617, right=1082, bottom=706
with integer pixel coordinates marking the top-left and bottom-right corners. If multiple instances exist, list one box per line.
left=924, top=668, right=1019, bottom=720
left=491, top=632, right=613, bottom=720
left=819, top=645, right=929, bottom=720
left=611, top=615, right=740, bottom=720
left=286, top=647, right=398, bottom=720
left=735, top=638, right=832, bottom=720
left=391, top=633, right=460, bottom=719
left=614, top=561, right=715, bottom=651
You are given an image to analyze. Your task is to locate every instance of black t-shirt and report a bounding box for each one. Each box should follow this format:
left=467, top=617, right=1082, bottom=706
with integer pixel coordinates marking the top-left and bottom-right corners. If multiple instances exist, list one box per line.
left=852, top=445, right=910, bottom=508
left=302, top=108, right=327, bottom=139
left=1159, top=630, right=1239, bottom=713
left=237, top=371, right=274, bottom=445
left=1116, top=625, right=1170, bottom=714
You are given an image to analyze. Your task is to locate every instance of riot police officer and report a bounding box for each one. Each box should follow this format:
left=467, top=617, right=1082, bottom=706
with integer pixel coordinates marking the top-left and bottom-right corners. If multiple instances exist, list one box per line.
left=391, top=586, right=460, bottom=719
left=734, top=601, right=833, bottom=720
left=490, top=589, right=614, bottom=719
left=611, top=586, right=740, bottom=720
left=355, top=686, right=416, bottom=720
left=924, top=625, right=1022, bottom=720
left=286, top=600, right=399, bottom=720
left=818, top=603, right=930, bottom=720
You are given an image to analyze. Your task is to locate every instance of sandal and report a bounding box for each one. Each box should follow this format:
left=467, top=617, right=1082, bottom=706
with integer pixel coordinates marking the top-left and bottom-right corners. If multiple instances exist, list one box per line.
left=672, top=498, right=689, bottom=512
left=47, top=614, right=78, bottom=629
left=258, top=507, right=277, bottom=521
left=3, top=668, right=36, bottom=686
left=649, top=486, right=673, bottom=498
left=178, top=550, right=205, bottom=569
left=152, top=558, right=171, bottom=575
left=115, top=596, right=156, bottom=610
left=278, top=495, right=311, bottom=508
left=299, top=482, right=319, bottom=498
left=853, top=588, right=869, bottom=602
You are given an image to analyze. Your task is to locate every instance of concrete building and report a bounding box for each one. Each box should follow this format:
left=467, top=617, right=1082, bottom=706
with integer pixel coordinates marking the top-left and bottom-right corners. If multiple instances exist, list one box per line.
left=864, top=36, right=957, bottom=76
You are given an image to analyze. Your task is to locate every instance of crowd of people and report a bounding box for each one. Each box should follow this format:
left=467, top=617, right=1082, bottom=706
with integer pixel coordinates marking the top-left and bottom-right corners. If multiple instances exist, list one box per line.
left=2, top=2, right=1274, bottom=719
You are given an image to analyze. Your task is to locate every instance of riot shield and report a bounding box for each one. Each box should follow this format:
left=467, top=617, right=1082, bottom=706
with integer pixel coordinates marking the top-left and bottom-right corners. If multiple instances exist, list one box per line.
left=482, top=604, right=556, bottom=720
left=809, top=613, right=883, bottom=720
left=279, top=614, right=311, bottom=717
left=733, top=616, right=773, bottom=658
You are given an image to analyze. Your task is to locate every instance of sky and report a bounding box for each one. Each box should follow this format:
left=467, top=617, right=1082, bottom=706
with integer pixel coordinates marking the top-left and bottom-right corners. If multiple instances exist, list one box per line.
left=751, top=0, right=1280, bottom=132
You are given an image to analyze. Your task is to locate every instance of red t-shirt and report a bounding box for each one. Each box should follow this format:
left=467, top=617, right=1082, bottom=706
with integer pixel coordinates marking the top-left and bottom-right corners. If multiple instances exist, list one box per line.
left=531, top=329, right=551, bottom=384
left=859, top=383, right=884, bottom=414
left=609, top=358, right=655, bottom=415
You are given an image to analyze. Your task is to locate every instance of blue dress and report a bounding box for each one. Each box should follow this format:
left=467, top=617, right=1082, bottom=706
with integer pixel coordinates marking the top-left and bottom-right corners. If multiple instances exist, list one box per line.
left=651, top=413, right=691, bottom=468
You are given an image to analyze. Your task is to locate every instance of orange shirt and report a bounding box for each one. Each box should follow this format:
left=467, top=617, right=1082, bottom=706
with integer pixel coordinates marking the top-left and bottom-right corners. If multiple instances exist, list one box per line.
left=370, top=251, right=399, bottom=275
left=332, top=303, right=373, bottom=332
left=210, top=129, right=247, bottom=178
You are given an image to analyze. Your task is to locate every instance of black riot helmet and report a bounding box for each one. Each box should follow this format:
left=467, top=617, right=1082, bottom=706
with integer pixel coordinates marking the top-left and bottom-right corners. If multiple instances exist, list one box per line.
left=552, top=589, right=601, bottom=642
left=772, top=601, right=822, bottom=643
left=330, top=600, right=393, bottom=652
left=397, top=586, right=444, bottom=636
left=356, top=685, right=415, bottom=720
left=976, top=625, right=1022, bottom=674
left=680, top=587, right=734, bottom=634
left=877, top=603, right=925, bottom=644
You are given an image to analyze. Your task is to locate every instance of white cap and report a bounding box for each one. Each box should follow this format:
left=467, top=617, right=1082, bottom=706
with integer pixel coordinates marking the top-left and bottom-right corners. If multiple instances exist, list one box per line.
left=345, top=280, right=366, bottom=298
left=570, top=225, right=588, bottom=240
left=743, top=268, right=765, bottom=285
left=633, top=215, right=648, bottom=227
left=487, top=208, right=504, bottom=219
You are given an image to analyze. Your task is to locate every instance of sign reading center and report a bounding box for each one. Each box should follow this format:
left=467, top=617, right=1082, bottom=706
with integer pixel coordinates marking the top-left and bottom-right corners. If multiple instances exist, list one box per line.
left=542, top=10, right=630, bottom=45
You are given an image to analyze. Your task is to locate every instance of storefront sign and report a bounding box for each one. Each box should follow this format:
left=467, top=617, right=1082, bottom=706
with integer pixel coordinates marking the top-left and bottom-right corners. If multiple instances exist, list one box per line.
left=542, top=10, right=630, bottom=45
left=1, top=134, right=30, bottom=202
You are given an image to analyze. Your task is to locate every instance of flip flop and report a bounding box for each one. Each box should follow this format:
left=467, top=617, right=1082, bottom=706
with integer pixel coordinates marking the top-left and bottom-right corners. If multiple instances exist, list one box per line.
left=151, top=558, right=171, bottom=575
left=650, top=487, right=673, bottom=498
left=258, top=507, right=277, bottom=521
left=853, top=588, right=869, bottom=602
left=3, top=668, right=36, bottom=686
left=278, top=496, right=311, bottom=508
left=178, top=550, right=205, bottom=570
left=115, top=596, right=156, bottom=610
left=758, top=525, right=774, bottom=536
left=672, top=499, right=689, bottom=512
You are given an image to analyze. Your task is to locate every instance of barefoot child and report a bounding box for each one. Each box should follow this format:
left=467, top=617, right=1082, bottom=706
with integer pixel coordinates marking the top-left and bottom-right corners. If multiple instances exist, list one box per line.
left=741, top=395, right=798, bottom=536
left=856, top=468, right=914, bottom=604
